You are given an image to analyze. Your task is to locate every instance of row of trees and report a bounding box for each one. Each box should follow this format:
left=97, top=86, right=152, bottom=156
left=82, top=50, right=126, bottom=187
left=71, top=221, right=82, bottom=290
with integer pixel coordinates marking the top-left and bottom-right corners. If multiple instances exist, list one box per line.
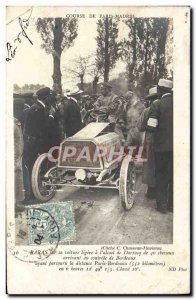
left=14, top=83, right=45, bottom=93
left=121, top=17, right=173, bottom=92
left=35, top=16, right=173, bottom=96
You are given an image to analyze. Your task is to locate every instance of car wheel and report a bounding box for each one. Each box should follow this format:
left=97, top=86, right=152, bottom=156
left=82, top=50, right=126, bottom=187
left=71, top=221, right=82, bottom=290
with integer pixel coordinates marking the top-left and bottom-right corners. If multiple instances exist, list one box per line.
left=32, top=153, right=56, bottom=202
left=119, top=155, right=136, bottom=210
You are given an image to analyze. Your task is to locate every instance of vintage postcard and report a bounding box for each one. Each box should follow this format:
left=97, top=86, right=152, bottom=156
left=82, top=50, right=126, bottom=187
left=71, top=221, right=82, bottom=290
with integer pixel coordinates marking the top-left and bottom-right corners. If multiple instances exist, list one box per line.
left=6, top=6, right=190, bottom=294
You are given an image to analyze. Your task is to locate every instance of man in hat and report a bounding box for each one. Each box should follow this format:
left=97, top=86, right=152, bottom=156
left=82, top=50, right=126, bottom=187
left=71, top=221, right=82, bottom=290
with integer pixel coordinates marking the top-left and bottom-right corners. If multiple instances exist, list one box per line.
left=137, top=86, right=158, bottom=199
left=23, top=87, right=52, bottom=201
left=147, top=79, right=173, bottom=213
left=62, top=87, right=84, bottom=137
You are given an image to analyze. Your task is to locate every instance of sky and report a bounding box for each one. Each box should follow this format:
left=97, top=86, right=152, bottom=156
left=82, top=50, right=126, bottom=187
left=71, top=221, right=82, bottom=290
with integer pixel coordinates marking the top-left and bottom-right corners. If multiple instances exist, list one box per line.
left=6, top=7, right=128, bottom=90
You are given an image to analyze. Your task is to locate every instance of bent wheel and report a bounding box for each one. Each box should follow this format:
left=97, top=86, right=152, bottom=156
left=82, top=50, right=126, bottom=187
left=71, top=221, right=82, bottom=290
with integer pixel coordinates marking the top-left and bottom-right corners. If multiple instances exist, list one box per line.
left=32, top=153, right=56, bottom=202
left=119, top=155, right=136, bottom=210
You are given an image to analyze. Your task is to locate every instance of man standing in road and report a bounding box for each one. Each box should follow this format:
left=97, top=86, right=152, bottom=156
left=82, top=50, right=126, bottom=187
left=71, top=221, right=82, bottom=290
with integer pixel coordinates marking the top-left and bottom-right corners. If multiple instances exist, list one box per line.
left=23, top=87, right=51, bottom=201
left=62, top=88, right=84, bottom=137
left=137, top=86, right=158, bottom=199
left=147, top=79, right=173, bottom=213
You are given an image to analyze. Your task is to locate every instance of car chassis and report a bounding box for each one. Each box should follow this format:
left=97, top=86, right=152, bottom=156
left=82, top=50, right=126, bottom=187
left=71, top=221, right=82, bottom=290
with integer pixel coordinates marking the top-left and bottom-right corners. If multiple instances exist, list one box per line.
left=32, top=123, right=136, bottom=210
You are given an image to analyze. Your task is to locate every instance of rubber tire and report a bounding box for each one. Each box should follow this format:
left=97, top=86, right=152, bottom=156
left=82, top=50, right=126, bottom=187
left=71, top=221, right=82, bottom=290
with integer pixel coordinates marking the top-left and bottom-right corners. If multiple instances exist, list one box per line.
left=32, top=153, right=56, bottom=202
left=119, top=155, right=136, bottom=210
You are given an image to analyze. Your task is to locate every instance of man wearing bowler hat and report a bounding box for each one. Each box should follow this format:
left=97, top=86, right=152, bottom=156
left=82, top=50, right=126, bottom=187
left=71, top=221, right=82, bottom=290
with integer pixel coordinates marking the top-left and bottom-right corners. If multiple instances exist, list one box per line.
left=147, top=79, right=173, bottom=213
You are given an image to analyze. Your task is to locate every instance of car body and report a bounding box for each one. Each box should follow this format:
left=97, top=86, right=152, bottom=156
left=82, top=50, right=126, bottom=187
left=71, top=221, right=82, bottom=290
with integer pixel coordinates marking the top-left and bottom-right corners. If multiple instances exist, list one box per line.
left=32, top=122, right=136, bottom=210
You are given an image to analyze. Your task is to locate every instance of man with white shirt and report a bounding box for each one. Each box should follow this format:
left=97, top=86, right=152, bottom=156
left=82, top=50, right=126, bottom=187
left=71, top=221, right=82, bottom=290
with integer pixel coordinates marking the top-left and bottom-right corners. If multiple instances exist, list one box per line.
left=147, top=79, right=173, bottom=213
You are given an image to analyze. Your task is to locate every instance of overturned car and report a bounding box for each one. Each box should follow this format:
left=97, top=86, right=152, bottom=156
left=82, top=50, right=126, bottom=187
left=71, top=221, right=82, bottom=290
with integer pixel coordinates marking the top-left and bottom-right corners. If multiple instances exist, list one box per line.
left=32, top=123, right=137, bottom=210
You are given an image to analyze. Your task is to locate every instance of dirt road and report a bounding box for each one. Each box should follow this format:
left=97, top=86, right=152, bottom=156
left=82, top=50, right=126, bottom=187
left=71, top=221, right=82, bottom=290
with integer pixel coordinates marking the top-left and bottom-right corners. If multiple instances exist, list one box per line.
left=50, top=173, right=173, bottom=245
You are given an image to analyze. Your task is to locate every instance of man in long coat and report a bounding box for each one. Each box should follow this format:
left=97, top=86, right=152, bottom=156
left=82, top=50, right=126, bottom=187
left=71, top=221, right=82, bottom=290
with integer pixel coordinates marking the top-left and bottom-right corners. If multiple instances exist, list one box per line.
left=137, top=87, right=158, bottom=198
left=62, top=88, right=84, bottom=137
left=147, top=79, right=173, bottom=213
left=23, top=87, right=52, bottom=201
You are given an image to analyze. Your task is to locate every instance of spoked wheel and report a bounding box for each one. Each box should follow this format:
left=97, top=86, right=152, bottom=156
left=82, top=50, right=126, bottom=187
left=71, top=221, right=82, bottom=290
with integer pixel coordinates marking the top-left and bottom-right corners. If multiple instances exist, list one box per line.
left=119, top=155, right=136, bottom=210
left=32, top=153, right=57, bottom=202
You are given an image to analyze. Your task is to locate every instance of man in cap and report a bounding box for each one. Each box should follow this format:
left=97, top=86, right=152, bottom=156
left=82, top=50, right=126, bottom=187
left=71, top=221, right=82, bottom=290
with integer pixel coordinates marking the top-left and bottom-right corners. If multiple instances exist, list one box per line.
left=62, top=87, right=84, bottom=137
left=147, top=79, right=173, bottom=213
left=94, top=82, right=121, bottom=123
left=93, top=82, right=125, bottom=140
left=137, top=86, right=158, bottom=199
left=23, top=86, right=52, bottom=201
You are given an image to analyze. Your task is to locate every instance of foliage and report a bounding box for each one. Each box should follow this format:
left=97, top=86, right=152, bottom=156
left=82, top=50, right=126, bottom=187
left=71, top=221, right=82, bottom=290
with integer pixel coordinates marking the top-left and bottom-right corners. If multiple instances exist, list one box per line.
left=36, top=18, right=78, bottom=94
left=121, top=17, right=172, bottom=97
left=165, top=19, right=173, bottom=77
left=36, top=18, right=78, bottom=55
left=96, top=16, right=121, bottom=82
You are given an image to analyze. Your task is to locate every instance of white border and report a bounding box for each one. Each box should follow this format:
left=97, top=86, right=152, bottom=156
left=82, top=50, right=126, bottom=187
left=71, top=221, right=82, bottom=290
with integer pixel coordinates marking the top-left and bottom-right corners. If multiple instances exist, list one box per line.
left=1, top=0, right=193, bottom=298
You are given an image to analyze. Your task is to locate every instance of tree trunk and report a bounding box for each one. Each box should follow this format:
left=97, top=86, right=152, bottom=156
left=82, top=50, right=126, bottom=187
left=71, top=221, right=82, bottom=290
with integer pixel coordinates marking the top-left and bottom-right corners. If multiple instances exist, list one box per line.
left=144, top=21, right=149, bottom=89
left=154, top=45, right=159, bottom=80
left=132, top=19, right=137, bottom=64
left=159, top=20, right=169, bottom=78
left=79, top=74, right=84, bottom=90
left=52, top=53, right=62, bottom=94
left=52, top=18, right=63, bottom=94
left=127, top=63, right=134, bottom=90
left=92, top=76, right=99, bottom=94
left=104, top=16, right=110, bottom=82
left=127, top=19, right=137, bottom=90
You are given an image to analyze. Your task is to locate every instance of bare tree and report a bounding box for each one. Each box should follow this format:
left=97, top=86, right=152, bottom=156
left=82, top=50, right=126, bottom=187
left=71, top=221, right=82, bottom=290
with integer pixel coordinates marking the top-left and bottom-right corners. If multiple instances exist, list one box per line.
left=91, top=66, right=102, bottom=94
left=36, top=17, right=78, bottom=94
left=86, top=55, right=103, bottom=94
left=64, top=55, right=91, bottom=90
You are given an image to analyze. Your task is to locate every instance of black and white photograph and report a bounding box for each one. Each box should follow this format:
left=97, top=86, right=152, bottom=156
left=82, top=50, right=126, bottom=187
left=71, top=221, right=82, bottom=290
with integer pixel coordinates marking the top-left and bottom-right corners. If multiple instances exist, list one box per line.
left=6, top=6, right=190, bottom=294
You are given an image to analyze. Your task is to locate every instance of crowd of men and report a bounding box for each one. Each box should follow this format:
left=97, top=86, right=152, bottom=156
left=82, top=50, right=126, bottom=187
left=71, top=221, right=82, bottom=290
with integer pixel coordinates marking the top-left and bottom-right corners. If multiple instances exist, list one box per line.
left=14, top=78, right=173, bottom=215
